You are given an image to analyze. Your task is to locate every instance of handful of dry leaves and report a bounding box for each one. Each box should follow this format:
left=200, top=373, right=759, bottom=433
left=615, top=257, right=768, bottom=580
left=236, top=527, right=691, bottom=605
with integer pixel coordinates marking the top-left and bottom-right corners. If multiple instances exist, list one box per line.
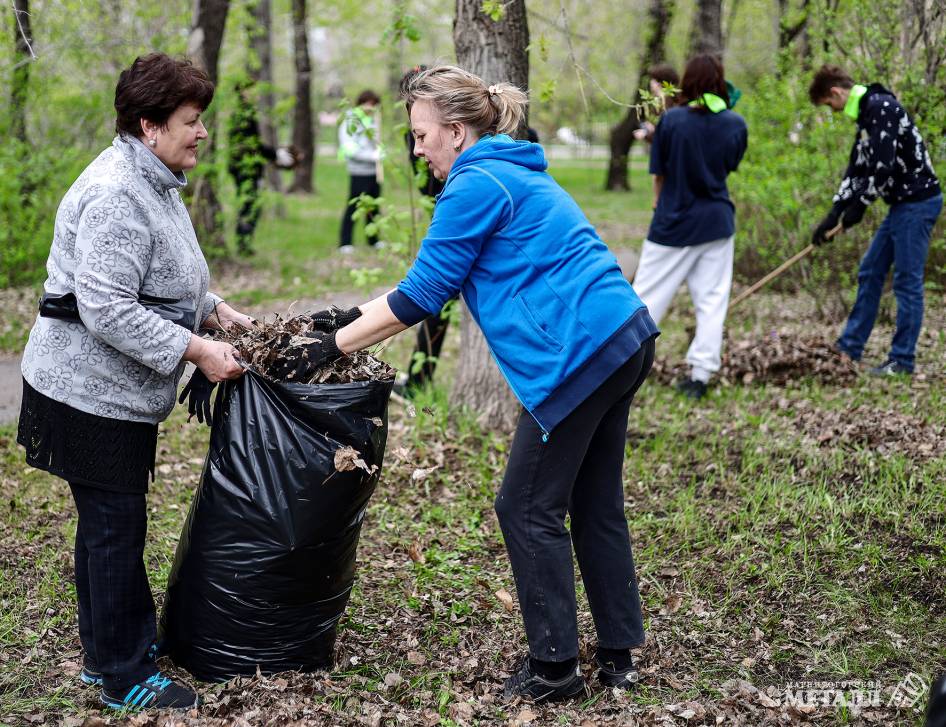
left=218, top=314, right=396, bottom=384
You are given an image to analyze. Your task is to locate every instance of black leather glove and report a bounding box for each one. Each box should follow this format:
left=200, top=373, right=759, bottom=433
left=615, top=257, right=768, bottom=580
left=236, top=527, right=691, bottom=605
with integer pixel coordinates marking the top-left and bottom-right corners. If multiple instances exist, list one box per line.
left=811, top=206, right=842, bottom=246
left=269, top=330, right=344, bottom=381
left=179, top=368, right=216, bottom=425
left=841, top=200, right=867, bottom=229
left=303, top=306, right=362, bottom=333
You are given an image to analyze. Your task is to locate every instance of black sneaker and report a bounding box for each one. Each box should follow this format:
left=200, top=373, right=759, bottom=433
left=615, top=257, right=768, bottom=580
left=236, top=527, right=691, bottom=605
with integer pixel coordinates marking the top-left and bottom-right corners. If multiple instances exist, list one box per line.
left=869, top=359, right=912, bottom=377
left=502, top=658, right=586, bottom=703
left=675, top=377, right=707, bottom=399
left=101, top=672, right=198, bottom=711
left=596, top=656, right=639, bottom=689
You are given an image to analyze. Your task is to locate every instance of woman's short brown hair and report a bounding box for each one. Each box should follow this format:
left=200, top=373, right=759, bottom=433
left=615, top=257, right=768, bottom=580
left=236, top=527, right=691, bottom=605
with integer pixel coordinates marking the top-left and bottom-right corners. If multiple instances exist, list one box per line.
left=808, top=65, right=853, bottom=104
left=681, top=54, right=729, bottom=111
left=114, top=53, right=215, bottom=137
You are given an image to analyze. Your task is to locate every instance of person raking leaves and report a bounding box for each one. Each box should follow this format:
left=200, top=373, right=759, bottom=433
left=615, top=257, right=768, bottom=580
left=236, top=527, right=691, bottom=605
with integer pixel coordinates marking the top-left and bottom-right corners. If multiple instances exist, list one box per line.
left=809, top=64, right=942, bottom=376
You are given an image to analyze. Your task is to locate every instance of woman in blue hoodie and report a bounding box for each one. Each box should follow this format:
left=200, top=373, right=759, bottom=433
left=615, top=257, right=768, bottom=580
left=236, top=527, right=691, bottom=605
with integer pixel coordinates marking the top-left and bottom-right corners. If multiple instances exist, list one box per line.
left=277, top=65, right=659, bottom=702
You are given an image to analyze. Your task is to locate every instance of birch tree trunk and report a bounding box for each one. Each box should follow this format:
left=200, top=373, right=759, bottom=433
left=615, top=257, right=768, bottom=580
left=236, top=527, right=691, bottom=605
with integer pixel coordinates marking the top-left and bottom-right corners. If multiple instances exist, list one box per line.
left=288, top=0, right=315, bottom=193
left=450, top=0, right=529, bottom=432
left=187, top=0, right=230, bottom=250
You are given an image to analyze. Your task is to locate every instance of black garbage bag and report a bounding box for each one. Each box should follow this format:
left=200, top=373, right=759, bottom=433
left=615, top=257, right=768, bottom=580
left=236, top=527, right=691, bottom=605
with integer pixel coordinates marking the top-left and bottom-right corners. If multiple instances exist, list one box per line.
left=158, top=369, right=393, bottom=681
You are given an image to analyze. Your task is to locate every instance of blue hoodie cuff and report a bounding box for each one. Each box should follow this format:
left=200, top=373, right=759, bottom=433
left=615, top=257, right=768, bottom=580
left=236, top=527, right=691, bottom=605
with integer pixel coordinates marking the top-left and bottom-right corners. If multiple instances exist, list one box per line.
left=387, top=290, right=429, bottom=326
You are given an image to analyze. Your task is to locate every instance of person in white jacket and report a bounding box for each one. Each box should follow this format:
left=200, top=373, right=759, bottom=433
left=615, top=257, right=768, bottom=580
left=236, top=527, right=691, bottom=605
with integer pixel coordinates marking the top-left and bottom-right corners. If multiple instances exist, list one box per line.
left=338, top=89, right=382, bottom=252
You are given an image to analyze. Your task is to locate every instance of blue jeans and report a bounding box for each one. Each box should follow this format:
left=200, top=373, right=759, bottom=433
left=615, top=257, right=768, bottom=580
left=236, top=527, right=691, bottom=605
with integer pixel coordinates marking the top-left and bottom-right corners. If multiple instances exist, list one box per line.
left=837, top=194, right=942, bottom=371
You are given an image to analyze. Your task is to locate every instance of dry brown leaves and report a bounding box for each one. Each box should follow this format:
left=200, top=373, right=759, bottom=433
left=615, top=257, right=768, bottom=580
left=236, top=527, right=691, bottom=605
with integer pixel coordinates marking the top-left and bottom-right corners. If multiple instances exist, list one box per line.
left=652, top=332, right=860, bottom=387
left=787, top=398, right=946, bottom=460
left=218, top=314, right=395, bottom=384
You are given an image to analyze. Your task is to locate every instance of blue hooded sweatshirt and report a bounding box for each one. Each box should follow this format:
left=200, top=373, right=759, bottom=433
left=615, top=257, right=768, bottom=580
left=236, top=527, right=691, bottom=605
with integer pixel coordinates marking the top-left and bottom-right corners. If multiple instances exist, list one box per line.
left=388, top=134, right=658, bottom=434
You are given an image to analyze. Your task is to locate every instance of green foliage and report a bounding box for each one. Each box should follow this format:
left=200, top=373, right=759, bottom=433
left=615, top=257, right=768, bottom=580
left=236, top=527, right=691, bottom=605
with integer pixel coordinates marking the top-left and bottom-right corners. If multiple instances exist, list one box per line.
left=0, top=139, right=88, bottom=287
left=480, top=0, right=506, bottom=22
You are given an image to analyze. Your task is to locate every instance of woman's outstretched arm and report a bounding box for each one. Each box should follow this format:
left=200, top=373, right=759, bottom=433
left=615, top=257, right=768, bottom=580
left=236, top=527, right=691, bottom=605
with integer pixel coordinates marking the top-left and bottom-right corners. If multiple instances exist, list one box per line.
left=335, top=290, right=409, bottom=354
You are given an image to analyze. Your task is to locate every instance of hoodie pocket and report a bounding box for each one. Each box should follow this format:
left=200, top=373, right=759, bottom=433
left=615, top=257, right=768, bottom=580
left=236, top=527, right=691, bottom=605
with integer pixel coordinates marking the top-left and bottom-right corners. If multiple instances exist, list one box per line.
left=514, top=292, right=564, bottom=352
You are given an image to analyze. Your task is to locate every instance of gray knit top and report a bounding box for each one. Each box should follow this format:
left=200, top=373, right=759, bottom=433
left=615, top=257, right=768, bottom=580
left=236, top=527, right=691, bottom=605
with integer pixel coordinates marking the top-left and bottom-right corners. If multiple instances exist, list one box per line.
left=21, top=135, right=222, bottom=424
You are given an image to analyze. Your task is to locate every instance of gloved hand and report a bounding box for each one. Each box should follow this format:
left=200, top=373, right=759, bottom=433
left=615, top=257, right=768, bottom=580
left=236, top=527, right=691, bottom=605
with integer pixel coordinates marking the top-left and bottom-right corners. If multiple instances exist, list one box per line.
left=303, top=306, right=362, bottom=332
left=841, top=200, right=868, bottom=229
left=269, top=330, right=344, bottom=381
left=179, top=368, right=216, bottom=425
left=811, top=206, right=842, bottom=246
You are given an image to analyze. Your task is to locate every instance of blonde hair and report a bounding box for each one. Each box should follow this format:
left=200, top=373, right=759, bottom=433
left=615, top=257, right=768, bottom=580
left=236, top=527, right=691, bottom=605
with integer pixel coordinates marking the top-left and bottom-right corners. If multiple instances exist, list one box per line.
left=401, top=65, right=528, bottom=138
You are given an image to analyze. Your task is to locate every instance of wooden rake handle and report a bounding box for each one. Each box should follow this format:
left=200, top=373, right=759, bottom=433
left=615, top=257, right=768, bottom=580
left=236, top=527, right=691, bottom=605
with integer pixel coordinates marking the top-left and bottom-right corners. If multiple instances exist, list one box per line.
left=729, top=224, right=841, bottom=310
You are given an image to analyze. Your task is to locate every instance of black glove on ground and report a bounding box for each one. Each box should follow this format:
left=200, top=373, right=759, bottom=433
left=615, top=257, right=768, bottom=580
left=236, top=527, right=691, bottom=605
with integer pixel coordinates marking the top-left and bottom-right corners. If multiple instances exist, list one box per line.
left=304, top=306, right=362, bottom=333
left=841, top=200, right=867, bottom=229
left=270, top=330, right=343, bottom=381
left=811, top=206, right=843, bottom=246
left=179, top=368, right=216, bottom=425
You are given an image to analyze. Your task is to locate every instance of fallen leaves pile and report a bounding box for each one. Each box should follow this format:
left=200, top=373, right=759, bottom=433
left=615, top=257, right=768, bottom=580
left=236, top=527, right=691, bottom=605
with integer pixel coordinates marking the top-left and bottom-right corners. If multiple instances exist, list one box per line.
left=652, top=332, right=860, bottom=387
left=788, top=398, right=946, bottom=460
left=218, top=314, right=395, bottom=384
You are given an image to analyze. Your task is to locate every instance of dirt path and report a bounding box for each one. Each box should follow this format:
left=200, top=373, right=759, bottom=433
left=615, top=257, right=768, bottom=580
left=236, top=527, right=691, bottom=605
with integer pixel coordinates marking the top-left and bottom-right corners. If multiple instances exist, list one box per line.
left=0, top=248, right=639, bottom=425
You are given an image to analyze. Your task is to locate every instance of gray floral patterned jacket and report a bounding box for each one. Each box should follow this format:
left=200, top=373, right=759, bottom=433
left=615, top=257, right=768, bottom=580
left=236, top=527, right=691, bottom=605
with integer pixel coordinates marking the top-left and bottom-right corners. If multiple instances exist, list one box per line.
left=21, top=135, right=222, bottom=424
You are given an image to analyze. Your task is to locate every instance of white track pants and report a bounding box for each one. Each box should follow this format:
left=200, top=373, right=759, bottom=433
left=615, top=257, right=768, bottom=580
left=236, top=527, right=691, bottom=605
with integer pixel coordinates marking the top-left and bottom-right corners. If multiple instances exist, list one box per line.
left=632, top=236, right=734, bottom=382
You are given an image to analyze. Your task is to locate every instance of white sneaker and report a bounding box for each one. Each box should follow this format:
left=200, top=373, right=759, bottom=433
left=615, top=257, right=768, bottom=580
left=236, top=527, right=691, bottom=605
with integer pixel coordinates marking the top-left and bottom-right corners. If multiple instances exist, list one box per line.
left=339, top=245, right=355, bottom=255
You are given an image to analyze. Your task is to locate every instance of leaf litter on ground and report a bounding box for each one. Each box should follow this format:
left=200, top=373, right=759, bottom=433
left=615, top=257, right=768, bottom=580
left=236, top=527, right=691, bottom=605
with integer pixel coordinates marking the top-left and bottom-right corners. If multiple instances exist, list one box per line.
left=652, top=331, right=859, bottom=387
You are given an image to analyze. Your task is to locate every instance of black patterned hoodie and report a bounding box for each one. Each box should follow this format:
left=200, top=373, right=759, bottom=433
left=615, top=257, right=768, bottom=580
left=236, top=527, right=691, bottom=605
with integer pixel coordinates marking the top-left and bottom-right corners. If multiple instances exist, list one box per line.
left=834, top=83, right=940, bottom=209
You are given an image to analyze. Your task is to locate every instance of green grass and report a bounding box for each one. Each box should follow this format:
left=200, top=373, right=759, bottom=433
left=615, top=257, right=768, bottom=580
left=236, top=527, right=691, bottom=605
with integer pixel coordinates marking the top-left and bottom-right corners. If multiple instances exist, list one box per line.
left=0, top=154, right=942, bottom=725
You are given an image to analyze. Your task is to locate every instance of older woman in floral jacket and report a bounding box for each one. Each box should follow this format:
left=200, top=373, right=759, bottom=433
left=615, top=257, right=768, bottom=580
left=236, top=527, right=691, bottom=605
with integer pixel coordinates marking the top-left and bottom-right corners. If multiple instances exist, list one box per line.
left=17, top=53, right=248, bottom=711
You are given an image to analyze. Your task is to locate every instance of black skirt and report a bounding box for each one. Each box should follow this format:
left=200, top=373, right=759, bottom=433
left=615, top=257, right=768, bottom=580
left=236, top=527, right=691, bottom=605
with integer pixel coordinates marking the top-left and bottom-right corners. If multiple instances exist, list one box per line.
left=17, top=378, right=158, bottom=493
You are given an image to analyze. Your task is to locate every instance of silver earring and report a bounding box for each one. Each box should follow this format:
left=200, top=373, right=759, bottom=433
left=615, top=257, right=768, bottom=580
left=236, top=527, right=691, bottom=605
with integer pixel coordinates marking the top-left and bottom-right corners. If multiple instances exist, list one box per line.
left=149, top=138, right=156, bottom=147
left=454, top=145, right=461, bottom=151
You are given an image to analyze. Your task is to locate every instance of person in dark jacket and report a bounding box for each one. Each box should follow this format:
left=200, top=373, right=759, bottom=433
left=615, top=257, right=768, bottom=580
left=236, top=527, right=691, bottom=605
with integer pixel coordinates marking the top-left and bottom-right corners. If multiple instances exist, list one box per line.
left=227, top=78, right=296, bottom=255
left=397, top=66, right=449, bottom=394
left=632, top=54, right=748, bottom=400
left=276, top=65, right=659, bottom=702
left=809, top=65, right=942, bottom=376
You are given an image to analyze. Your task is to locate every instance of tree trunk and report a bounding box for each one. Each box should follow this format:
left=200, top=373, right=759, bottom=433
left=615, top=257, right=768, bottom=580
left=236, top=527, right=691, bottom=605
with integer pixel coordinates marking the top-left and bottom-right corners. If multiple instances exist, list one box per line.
left=777, top=0, right=811, bottom=70
left=288, top=0, right=315, bottom=194
left=450, top=0, right=529, bottom=432
left=454, top=0, right=530, bottom=134
left=11, top=0, right=32, bottom=144
left=248, top=0, right=282, bottom=191
left=187, top=0, right=230, bottom=250
left=688, top=0, right=723, bottom=57
left=604, top=0, right=674, bottom=191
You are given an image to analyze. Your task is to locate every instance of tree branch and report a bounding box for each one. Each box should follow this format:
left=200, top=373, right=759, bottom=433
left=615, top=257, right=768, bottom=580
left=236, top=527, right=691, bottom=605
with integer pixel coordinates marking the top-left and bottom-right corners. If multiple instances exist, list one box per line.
left=12, top=1, right=37, bottom=60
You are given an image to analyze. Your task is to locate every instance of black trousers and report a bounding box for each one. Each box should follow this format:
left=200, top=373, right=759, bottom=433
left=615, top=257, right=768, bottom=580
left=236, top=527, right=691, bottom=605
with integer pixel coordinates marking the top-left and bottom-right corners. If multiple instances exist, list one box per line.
left=406, top=307, right=452, bottom=389
left=339, top=174, right=381, bottom=247
left=70, top=482, right=158, bottom=692
left=233, top=172, right=263, bottom=254
left=495, top=336, right=655, bottom=661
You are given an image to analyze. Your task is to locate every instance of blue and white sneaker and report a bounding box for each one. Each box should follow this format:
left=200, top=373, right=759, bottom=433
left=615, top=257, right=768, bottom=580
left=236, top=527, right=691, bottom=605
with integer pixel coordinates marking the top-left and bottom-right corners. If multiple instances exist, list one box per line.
left=101, top=672, right=198, bottom=711
left=79, top=666, right=103, bottom=686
